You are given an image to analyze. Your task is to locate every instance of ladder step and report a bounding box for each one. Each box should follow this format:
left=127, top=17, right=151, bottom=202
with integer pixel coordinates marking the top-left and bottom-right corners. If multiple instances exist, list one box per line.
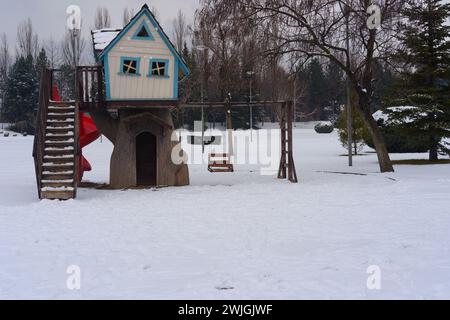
left=45, top=142, right=74, bottom=148
left=42, top=164, right=74, bottom=172
left=45, top=135, right=75, bottom=142
left=43, top=158, right=74, bottom=165
left=42, top=173, right=74, bottom=181
left=47, top=107, right=75, bottom=114
left=47, top=114, right=75, bottom=121
left=42, top=181, right=74, bottom=188
left=41, top=190, right=75, bottom=200
left=44, top=149, right=74, bottom=156
left=46, top=127, right=74, bottom=134
left=46, top=122, right=74, bottom=128
left=49, top=101, right=75, bottom=107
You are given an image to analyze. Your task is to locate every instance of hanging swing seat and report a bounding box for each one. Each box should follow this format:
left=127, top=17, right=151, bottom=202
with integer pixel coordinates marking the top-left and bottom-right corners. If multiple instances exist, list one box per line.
left=208, top=153, right=234, bottom=173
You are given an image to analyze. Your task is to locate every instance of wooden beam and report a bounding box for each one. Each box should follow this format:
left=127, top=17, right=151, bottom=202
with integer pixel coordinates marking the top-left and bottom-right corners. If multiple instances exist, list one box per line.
left=122, top=112, right=173, bottom=130
left=180, top=100, right=287, bottom=109
left=105, top=100, right=179, bottom=109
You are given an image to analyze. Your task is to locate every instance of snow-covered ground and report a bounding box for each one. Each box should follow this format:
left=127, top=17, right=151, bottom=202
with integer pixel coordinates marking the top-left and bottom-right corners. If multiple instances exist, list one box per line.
left=0, top=127, right=449, bottom=299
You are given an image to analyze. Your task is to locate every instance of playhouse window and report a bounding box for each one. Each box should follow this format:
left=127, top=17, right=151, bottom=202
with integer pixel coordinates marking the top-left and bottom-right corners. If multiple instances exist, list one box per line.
left=132, top=21, right=154, bottom=40
left=150, top=60, right=168, bottom=77
left=137, top=26, right=150, bottom=38
left=121, top=58, right=140, bottom=75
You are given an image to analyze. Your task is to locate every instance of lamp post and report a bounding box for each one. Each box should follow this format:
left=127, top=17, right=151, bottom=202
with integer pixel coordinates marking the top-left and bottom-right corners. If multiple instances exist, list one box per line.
left=196, top=45, right=213, bottom=154
left=246, top=71, right=256, bottom=141
left=345, top=0, right=353, bottom=167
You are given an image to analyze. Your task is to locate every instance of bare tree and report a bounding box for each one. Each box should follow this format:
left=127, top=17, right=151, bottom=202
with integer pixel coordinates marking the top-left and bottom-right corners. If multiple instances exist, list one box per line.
left=94, top=7, right=111, bottom=30
left=123, top=7, right=135, bottom=26
left=172, top=10, right=190, bottom=52
left=0, top=34, right=10, bottom=81
left=61, top=31, right=86, bottom=67
left=0, top=33, right=11, bottom=116
left=17, top=18, right=39, bottom=58
left=202, top=0, right=402, bottom=172
left=45, top=37, right=60, bottom=69
left=150, top=6, right=160, bottom=20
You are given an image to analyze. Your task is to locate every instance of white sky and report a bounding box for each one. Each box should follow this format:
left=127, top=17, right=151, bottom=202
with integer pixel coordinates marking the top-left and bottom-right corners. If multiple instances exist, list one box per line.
left=0, top=0, right=200, bottom=51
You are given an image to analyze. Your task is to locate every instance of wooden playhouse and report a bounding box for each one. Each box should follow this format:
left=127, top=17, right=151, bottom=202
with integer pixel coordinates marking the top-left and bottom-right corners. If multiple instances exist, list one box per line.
left=33, top=4, right=191, bottom=200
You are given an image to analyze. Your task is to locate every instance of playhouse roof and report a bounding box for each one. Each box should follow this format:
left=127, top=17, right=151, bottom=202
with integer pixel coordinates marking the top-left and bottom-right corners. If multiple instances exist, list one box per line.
left=92, top=28, right=122, bottom=56
left=91, top=4, right=189, bottom=80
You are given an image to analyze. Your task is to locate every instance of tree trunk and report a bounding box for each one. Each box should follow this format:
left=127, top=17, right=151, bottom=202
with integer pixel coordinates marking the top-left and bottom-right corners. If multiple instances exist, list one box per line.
left=429, top=133, right=438, bottom=161
left=90, top=109, right=119, bottom=144
left=352, top=88, right=394, bottom=173
left=363, top=112, right=394, bottom=172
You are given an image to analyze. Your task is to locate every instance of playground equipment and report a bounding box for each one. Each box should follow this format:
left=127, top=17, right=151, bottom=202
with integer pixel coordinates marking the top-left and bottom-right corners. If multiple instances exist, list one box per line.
left=208, top=153, right=234, bottom=173
left=33, top=4, right=297, bottom=201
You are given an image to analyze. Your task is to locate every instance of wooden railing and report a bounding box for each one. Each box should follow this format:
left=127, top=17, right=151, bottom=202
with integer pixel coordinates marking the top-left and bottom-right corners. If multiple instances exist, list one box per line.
left=76, top=66, right=104, bottom=110
left=32, top=68, right=52, bottom=199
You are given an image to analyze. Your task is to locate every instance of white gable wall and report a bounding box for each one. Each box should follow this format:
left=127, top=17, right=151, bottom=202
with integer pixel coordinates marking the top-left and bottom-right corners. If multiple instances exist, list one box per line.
left=105, top=15, right=176, bottom=101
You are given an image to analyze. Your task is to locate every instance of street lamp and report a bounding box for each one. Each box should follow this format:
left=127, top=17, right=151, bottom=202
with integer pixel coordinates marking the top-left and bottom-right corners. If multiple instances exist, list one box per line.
left=246, top=71, right=256, bottom=141
left=195, top=45, right=214, bottom=154
left=344, top=0, right=353, bottom=167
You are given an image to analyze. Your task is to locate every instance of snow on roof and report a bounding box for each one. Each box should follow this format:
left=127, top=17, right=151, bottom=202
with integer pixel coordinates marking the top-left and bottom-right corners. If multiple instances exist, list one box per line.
left=92, top=28, right=122, bottom=52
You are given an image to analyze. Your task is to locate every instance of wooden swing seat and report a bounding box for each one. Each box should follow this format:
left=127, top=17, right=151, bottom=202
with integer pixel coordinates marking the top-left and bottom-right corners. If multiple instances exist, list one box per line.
left=208, top=153, right=234, bottom=173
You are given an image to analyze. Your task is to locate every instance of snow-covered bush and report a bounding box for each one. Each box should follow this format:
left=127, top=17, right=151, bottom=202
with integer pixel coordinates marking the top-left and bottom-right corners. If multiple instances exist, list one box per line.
left=314, top=123, right=334, bottom=134
left=364, top=107, right=429, bottom=153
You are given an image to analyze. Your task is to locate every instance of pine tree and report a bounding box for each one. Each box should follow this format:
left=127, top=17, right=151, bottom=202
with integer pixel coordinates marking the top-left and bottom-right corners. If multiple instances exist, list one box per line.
left=324, top=61, right=345, bottom=124
left=391, top=0, right=450, bottom=160
left=35, top=48, right=49, bottom=83
left=3, top=55, right=39, bottom=133
left=305, top=58, right=328, bottom=120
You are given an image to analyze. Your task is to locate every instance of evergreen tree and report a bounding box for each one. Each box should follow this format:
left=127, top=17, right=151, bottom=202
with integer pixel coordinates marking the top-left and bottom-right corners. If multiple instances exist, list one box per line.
left=35, top=48, right=49, bottom=83
left=324, top=61, right=345, bottom=124
left=305, top=58, right=328, bottom=120
left=390, top=0, right=450, bottom=160
left=3, top=55, right=38, bottom=133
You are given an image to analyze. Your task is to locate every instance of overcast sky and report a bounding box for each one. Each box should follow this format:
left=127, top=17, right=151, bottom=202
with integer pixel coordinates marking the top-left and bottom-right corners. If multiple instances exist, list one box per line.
left=0, top=0, right=200, bottom=51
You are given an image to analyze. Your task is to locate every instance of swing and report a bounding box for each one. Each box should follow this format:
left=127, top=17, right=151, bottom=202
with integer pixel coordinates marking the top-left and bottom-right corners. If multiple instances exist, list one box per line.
left=208, top=153, right=234, bottom=173
left=207, top=105, right=235, bottom=173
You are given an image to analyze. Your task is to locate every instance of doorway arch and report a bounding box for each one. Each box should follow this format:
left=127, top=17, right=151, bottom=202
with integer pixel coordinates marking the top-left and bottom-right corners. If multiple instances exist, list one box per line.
left=136, top=132, right=157, bottom=186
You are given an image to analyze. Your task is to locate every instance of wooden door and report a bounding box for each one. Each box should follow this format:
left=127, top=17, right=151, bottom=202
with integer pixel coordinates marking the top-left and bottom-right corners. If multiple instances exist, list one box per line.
left=136, top=132, right=157, bottom=186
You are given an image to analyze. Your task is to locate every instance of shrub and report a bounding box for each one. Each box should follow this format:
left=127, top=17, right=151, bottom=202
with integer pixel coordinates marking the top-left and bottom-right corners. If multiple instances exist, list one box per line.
left=337, top=107, right=369, bottom=155
left=314, top=122, right=334, bottom=134
left=364, top=125, right=429, bottom=153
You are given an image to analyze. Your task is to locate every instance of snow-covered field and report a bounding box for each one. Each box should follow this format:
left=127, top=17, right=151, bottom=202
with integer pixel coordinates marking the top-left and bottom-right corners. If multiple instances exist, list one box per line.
left=1, top=126, right=449, bottom=299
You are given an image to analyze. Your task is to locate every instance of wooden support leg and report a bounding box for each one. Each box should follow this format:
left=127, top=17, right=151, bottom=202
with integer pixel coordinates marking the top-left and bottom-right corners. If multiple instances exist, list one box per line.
left=287, top=101, right=298, bottom=183
left=278, top=102, right=287, bottom=179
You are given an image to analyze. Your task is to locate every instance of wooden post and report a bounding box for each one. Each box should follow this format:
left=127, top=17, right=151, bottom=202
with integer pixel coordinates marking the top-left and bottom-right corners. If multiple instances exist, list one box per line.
left=226, top=108, right=234, bottom=156
left=278, top=102, right=287, bottom=179
left=287, top=101, right=298, bottom=183
left=96, top=67, right=102, bottom=109
left=278, top=101, right=298, bottom=183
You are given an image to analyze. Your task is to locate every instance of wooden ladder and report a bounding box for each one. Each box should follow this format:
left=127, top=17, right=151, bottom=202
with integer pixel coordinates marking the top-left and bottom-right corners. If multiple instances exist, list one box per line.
left=278, top=101, right=298, bottom=183
left=33, top=69, right=79, bottom=200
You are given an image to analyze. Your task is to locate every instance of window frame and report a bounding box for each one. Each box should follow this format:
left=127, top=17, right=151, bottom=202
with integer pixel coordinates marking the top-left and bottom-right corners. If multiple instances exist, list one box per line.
left=132, top=21, right=155, bottom=41
left=119, top=56, right=141, bottom=76
left=148, top=59, right=170, bottom=78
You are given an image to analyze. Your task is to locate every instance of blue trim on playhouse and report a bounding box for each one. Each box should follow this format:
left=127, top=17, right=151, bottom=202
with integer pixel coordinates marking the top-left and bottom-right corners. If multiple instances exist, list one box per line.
left=148, top=58, right=170, bottom=78
left=104, top=56, right=111, bottom=100
left=173, top=59, right=179, bottom=100
left=119, top=56, right=142, bottom=76
left=98, top=5, right=189, bottom=81
left=132, top=20, right=155, bottom=40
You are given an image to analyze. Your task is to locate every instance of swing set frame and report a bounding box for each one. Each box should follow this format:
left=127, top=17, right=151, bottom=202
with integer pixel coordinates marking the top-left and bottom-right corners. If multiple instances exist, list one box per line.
left=178, top=100, right=298, bottom=183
